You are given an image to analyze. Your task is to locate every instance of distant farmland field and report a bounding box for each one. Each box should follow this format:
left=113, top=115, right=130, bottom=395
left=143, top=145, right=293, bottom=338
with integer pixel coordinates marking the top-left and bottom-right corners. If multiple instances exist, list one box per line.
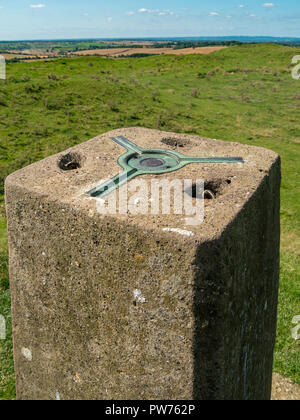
left=72, top=46, right=227, bottom=57
left=1, top=45, right=227, bottom=61
left=0, top=53, right=37, bottom=60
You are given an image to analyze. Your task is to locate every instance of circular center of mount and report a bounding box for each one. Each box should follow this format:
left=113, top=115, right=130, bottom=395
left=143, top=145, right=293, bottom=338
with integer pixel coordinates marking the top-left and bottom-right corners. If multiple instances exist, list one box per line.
left=124, top=151, right=181, bottom=173
left=140, top=158, right=165, bottom=168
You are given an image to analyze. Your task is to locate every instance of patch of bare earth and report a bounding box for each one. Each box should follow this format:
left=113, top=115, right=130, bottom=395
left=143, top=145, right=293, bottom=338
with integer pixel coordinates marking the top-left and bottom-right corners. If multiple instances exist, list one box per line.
left=271, top=373, right=300, bottom=400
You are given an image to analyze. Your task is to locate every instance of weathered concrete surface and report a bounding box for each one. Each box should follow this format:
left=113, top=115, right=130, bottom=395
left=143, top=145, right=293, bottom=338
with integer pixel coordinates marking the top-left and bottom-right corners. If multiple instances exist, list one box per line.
left=5, top=127, right=281, bottom=400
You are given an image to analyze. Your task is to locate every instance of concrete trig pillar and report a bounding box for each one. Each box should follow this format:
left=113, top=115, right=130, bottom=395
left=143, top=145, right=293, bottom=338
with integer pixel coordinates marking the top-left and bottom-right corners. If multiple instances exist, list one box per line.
left=5, top=127, right=280, bottom=400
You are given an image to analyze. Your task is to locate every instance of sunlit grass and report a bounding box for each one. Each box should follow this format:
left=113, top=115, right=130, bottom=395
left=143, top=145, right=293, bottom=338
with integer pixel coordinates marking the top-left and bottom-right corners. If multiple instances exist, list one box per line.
left=0, top=43, right=299, bottom=398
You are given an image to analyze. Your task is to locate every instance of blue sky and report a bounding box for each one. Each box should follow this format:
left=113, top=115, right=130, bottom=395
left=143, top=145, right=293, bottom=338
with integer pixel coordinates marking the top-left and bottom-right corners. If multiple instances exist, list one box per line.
left=0, top=1, right=299, bottom=40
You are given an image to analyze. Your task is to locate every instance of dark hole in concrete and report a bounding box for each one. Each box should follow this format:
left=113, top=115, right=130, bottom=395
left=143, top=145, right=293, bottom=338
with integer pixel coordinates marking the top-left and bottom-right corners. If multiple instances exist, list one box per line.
left=203, top=190, right=215, bottom=200
left=161, top=137, right=190, bottom=148
left=185, top=179, right=231, bottom=199
left=58, top=153, right=82, bottom=171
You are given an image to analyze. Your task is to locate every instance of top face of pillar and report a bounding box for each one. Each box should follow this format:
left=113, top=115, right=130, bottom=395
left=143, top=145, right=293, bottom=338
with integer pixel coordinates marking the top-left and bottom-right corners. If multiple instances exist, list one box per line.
left=5, top=127, right=279, bottom=242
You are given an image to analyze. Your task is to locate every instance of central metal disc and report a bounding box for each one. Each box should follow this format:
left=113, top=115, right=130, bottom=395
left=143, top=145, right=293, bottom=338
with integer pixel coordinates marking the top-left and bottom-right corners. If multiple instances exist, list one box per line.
left=126, top=151, right=181, bottom=173
left=140, top=158, right=165, bottom=168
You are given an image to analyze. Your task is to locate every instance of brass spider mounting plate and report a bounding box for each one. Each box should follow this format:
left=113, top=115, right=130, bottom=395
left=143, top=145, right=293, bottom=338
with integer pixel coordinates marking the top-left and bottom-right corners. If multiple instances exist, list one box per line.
left=86, top=136, right=244, bottom=198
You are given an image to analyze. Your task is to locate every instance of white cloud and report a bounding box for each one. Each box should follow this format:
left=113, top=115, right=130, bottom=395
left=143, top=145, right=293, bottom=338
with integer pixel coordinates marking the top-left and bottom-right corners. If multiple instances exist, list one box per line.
left=138, top=8, right=151, bottom=13
left=238, top=5, right=245, bottom=8
left=209, top=12, right=220, bottom=16
left=137, top=8, right=174, bottom=16
left=126, top=11, right=135, bottom=16
left=30, top=4, right=45, bottom=8
left=262, top=3, right=275, bottom=6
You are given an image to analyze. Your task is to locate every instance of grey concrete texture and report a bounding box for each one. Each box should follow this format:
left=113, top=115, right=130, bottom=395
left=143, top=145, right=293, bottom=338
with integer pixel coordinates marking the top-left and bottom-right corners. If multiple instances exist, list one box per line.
left=5, top=127, right=281, bottom=400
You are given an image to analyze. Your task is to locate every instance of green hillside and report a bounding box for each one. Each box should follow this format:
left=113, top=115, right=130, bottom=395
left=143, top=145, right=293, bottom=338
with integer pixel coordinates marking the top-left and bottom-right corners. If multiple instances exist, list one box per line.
left=0, top=43, right=299, bottom=399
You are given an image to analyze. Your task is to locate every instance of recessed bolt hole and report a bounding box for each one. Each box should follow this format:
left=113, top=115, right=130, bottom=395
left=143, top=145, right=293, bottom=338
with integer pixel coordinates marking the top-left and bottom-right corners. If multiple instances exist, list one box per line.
left=203, top=190, right=215, bottom=200
left=185, top=179, right=231, bottom=199
left=58, top=153, right=82, bottom=171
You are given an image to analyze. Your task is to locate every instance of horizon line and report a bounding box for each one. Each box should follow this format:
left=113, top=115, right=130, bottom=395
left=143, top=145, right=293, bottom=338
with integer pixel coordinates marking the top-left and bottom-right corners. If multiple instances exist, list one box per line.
left=1, top=35, right=300, bottom=43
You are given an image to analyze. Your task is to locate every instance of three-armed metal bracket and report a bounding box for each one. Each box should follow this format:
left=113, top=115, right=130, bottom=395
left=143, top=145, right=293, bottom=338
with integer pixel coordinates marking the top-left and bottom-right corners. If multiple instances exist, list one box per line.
left=86, top=136, right=244, bottom=198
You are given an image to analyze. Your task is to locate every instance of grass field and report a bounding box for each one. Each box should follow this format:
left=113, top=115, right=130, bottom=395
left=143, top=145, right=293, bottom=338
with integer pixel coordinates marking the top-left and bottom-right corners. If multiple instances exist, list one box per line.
left=0, top=43, right=299, bottom=399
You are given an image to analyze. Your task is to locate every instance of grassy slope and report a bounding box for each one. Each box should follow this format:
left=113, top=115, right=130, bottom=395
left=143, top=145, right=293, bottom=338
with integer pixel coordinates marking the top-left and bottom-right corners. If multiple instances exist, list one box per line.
left=0, top=44, right=299, bottom=399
